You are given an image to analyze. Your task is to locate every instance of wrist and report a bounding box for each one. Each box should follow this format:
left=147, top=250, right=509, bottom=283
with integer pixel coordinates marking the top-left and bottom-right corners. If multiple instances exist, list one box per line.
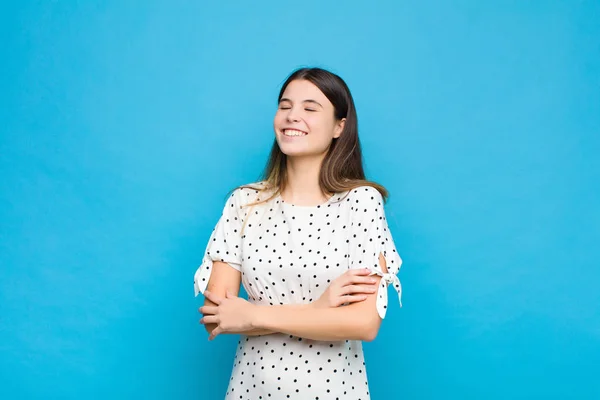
left=251, top=304, right=266, bottom=330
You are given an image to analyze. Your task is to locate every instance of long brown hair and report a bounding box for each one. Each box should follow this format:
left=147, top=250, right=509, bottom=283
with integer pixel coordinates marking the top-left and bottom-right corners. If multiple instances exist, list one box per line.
left=232, top=67, right=388, bottom=217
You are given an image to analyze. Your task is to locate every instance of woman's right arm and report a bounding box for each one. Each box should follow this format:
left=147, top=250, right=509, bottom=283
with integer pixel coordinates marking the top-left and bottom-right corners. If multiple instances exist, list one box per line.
left=201, top=261, right=280, bottom=336
left=201, top=261, right=243, bottom=335
left=200, top=263, right=377, bottom=337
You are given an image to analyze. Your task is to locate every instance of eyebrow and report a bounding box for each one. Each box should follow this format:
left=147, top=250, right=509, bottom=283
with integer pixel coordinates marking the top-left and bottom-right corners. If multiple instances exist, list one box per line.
left=279, top=98, right=323, bottom=108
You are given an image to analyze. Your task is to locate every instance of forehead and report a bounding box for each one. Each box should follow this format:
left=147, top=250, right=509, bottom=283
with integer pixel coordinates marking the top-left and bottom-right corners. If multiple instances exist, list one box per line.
left=280, top=79, right=330, bottom=104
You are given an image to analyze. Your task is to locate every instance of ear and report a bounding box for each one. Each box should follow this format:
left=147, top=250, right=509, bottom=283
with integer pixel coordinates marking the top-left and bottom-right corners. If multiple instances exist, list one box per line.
left=333, top=118, right=346, bottom=139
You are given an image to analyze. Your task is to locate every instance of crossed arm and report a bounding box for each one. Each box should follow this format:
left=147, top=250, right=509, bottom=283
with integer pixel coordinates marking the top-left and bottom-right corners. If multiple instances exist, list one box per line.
left=200, top=255, right=388, bottom=342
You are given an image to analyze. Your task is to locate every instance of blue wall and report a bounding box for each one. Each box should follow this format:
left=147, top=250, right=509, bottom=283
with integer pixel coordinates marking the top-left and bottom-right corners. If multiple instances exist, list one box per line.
left=1, top=1, right=599, bottom=399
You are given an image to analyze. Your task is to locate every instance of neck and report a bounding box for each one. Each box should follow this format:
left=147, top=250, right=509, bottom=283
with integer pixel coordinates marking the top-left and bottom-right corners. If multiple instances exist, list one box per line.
left=282, top=154, right=330, bottom=206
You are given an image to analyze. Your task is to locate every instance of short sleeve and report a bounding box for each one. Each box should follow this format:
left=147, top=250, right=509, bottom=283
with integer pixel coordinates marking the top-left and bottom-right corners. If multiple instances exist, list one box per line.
left=193, top=190, right=243, bottom=297
left=348, top=186, right=403, bottom=319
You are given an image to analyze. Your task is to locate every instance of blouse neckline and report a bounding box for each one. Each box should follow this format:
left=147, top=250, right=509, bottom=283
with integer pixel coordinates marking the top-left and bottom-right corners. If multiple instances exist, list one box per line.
left=277, top=193, right=337, bottom=210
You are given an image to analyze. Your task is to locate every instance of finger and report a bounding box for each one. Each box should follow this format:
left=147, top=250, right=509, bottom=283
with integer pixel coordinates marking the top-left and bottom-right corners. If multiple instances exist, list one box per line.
left=342, top=294, right=368, bottom=304
left=201, top=315, right=219, bottom=325
left=341, top=270, right=375, bottom=286
left=199, top=306, right=218, bottom=315
left=336, top=269, right=366, bottom=285
left=226, top=290, right=235, bottom=299
left=340, top=285, right=368, bottom=295
left=209, top=327, right=222, bottom=341
left=338, top=277, right=375, bottom=289
left=342, top=285, right=377, bottom=295
left=346, top=268, right=372, bottom=276
left=347, top=275, right=379, bottom=285
left=204, top=290, right=222, bottom=305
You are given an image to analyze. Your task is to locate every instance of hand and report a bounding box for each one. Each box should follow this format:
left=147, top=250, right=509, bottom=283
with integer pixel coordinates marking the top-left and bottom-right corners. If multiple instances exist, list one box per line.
left=200, top=290, right=258, bottom=340
left=312, top=268, right=378, bottom=309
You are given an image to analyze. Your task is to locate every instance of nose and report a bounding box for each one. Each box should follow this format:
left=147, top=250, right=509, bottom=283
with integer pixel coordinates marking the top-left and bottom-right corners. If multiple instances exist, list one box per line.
left=286, top=108, right=301, bottom=123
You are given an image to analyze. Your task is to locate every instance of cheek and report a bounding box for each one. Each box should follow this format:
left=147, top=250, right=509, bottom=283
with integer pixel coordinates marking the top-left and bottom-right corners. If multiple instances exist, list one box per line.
left=307, top=116, right=335, bottom=137
left=273, top=112, right=283, bottom=127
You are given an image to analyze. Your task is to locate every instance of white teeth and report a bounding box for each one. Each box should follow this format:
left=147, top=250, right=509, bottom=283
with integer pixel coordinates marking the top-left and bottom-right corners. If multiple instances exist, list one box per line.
left=283, top=129, right=307, bottom=137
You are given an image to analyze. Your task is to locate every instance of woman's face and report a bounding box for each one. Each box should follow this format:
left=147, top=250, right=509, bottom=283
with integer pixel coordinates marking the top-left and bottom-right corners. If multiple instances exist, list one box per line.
left=274, top=79, right=345, bottom=158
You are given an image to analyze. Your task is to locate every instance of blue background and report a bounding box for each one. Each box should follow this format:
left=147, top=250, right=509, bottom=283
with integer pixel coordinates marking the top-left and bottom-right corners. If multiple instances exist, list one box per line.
left=1, top=1, right=599, bottom=399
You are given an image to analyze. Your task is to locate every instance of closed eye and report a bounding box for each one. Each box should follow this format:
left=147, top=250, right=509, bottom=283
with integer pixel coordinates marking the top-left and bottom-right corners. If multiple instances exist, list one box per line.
left=305, top=108, right=316, bottom=112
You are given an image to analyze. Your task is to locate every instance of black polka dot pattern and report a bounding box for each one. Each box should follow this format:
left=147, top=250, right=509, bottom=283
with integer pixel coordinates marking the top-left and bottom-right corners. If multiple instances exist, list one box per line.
left=194, top=182, right=403, bottom=399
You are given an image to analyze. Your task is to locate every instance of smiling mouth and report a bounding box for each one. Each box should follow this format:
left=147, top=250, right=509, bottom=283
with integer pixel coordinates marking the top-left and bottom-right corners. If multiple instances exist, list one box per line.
left=282, top=129, right=308, bottom=137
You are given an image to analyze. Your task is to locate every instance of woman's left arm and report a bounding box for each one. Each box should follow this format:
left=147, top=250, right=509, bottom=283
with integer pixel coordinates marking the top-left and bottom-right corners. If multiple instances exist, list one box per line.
left=252, top=253, right=387, bottom=342
left=203, top=254, right=387, bottom=342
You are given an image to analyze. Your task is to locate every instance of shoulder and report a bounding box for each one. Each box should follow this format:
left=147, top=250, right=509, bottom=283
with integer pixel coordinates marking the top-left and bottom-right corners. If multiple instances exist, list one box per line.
left=340, top=186, right=386, bottom=222
left=229, top=180, right=271, bottom=207
left=343, top=185, right=385, bottom=205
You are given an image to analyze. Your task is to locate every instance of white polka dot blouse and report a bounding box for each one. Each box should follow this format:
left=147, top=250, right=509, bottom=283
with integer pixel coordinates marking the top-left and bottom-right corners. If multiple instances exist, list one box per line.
left=194, top=182, right=403, bottom=399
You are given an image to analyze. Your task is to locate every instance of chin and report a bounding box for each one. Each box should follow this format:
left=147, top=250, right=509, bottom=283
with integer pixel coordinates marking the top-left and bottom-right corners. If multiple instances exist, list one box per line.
left=278, top=147, right=306, bottom=157
left=276, top=138, right=327, bottom=158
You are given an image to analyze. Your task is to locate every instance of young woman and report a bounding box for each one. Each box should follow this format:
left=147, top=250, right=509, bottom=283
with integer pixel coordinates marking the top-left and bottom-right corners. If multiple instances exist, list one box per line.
left=194, top=67, right=403, bottom=399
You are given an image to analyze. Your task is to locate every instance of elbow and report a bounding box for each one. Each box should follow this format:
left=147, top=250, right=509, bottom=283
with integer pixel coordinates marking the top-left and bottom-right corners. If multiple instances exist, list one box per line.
left=358, top=319, right=381, bottom=342
left=361, top=327, right=379, bottom=342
